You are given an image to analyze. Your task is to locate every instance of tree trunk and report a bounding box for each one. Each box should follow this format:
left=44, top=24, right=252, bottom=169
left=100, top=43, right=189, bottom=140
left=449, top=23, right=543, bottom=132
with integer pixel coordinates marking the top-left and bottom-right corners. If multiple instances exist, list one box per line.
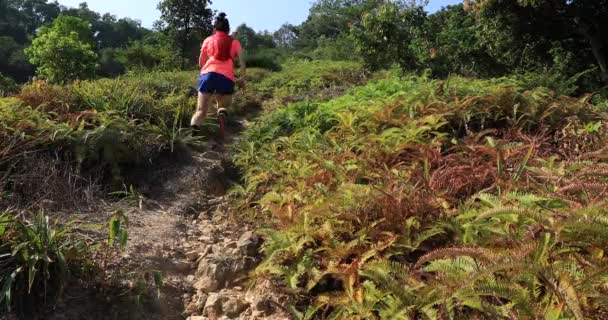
left=578, top=22, right=608, bottom=84
left=182, top=15, right=191, bottom=70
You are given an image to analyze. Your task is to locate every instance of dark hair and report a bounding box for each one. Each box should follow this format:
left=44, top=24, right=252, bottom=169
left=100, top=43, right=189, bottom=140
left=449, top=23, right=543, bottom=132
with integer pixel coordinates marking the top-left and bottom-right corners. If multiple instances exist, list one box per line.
left=214, top=12, right=230, bottom=33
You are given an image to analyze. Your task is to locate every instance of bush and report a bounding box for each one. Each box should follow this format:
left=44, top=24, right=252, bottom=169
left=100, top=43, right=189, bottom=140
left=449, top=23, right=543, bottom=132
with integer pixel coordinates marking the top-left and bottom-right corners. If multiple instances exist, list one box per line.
left=311, top=34, right=359, bottom=62
left=0, top=73, right=17, bottom=96
left=98, top=48, right=127, bottom=78
left=18, top=80, right=78, bottom=114
left=0, top=212, right=89, bottom=313
left=1, top=70, right=211, bottom=208
left=256, top=59, right=369, bottom=103
left=25, top=16, right=97, bottom=83
left=242, top=48, right=283, bottom=71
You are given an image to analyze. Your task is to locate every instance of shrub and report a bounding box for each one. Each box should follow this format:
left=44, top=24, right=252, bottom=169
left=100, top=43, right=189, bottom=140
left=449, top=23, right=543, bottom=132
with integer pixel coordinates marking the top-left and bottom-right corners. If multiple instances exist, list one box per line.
left=2, top=68, right=245, bottom=208
left=18, top=80, right=78, bottom=114
left=0, top=73, right=17, bottom=96
left=243, top=49, right=283, bottom=71
left=256, top=59, right=368, bottom=103
left=25, top=16, right=97, bottom=83
left=0, top=212, right=89, bottom=313
left=98, top=48, right=127, bottom=78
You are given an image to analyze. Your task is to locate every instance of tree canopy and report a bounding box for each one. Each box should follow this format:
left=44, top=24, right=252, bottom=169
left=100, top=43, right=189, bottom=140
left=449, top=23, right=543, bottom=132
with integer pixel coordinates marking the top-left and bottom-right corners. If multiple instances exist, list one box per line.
left=157, top=0, right=214, bottom=67
left=25, top=15, right=97, bottom=83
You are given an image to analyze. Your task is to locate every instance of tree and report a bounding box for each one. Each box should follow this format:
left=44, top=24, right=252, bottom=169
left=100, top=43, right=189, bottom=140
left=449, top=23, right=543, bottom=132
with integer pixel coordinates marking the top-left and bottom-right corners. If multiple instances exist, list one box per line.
left=273, top=24, right=298, bottom=49
left=45, top=14, right=95, bottom=45
left=0, top=0, right=61, bottom=81
left=25, top=15, right=97, bottom=83
left=421, top=4, right=498, bottom=77
left=466, top=0, right=608, bottom=83
left=295, top=0, right=382, bottom=50
left=234, top=24, right=276, bottom=52
left=157, top=0, right=214, bottom=68
left=352, top=2, right=426, bottom=70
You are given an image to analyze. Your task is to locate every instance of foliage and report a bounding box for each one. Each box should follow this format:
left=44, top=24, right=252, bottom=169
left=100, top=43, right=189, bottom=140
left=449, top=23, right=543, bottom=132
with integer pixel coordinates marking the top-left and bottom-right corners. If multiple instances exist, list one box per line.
left=0, top=212, right=89, bottom=313
left=157, top=0, right=214, bottom=67
left=0, top=73, right=17, bottom=97
left=0, top=0, right=60, bottom=82
left=0, top=69, right=228, bottom=208
left=25, top=15, right=98, bottom=83
left=255, top=59, right=368, bottom=104
left=235, top=24, right=284, bottom=71
left=467, top=0, right=608, bottom=85
left=352, top=2, right=426, bottom=71
left=234, top=71, right=608, bottom=319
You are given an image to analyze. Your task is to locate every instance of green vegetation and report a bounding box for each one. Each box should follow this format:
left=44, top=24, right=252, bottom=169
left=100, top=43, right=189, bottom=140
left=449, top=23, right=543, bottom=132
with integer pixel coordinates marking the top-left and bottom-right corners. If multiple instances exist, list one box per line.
left=0, top=70, right=205, bottom=208
left=233, top=73, right=608, bottom=319
left=0, top=212, right=90, bottom=313
left=25, top=16, right=98, bottom=83
left=273, top=0, right=607, bottom=92
left=255, top=60, right=369, bottom=104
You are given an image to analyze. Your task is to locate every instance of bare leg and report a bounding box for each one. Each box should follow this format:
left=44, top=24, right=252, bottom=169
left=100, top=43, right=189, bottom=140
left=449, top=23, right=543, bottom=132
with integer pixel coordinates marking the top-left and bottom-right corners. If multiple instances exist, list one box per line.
left=191, top=92, right=212, bottom=127
left=217, top=94, right=233, bottom=112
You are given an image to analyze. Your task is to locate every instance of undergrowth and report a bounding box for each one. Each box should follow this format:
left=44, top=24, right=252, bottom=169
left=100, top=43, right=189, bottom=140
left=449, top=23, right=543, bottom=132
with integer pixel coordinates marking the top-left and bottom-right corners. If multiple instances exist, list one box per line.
left=234, top=72, right=608, bottom=319
left=0, top=69, right=277, bottom=209
left=0, top=211, right=91, bottom=315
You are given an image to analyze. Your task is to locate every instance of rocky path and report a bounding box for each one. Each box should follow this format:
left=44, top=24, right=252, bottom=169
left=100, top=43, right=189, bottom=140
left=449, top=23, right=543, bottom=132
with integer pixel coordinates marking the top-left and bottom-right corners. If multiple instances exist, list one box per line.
left=128, top=137, right=290, bottom=319
left=40, top=120, right=290, bottom=320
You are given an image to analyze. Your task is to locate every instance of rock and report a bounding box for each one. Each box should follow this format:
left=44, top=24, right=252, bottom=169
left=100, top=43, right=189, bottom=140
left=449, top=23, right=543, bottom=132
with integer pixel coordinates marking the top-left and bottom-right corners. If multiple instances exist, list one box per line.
left=199, top=235, right=215, bottom=244
left=201, top=245, right=213, bottom=258
left=195, top=258, right=234, bottom=292
left=186, top=250, right=201, bottom=261
left=212, top=244, right=225, bottom=256
left=251, top=296, right=272, bottom=315
left=176, top=261, right=192, bottom=273
left=185, top=293, right=208, bottom=314
left=186, top=275, right=196, bottom=284
left=223, top=297, right=249, bottom=318
left=202, top=151, right=222, bottom=160
left=194, top=294, right=209, bottom=312
left=237, top=231, right=261, bottom=257
left=223, top=241, right=238, bottom=249
left=194, top=276, right=220, bottom=293
left=203, top=293, right=223, bottom=317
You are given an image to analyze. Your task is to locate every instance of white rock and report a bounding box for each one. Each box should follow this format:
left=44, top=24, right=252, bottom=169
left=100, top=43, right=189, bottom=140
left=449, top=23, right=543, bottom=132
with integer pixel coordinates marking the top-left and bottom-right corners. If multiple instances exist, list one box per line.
left=186, top=250, right=201, bottom=261
left=223, top=297, right=249, bottom=318
left=203, top=293, right=223, bottom=317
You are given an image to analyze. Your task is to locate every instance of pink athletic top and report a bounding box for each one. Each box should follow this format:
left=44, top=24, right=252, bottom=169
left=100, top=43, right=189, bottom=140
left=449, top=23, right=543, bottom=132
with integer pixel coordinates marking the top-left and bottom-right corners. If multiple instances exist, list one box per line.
left=200, top=32, right=242, bottom=82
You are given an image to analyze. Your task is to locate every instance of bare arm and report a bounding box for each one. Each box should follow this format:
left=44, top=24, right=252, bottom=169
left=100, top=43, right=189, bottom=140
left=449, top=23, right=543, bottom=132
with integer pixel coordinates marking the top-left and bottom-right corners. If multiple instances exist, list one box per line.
left=237, top=47, right=246, bottom=78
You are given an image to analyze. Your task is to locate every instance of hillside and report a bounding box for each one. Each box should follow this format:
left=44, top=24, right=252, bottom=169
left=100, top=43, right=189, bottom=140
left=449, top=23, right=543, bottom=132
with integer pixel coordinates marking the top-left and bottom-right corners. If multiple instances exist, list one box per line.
left=233, top=71, right=608, bottom=319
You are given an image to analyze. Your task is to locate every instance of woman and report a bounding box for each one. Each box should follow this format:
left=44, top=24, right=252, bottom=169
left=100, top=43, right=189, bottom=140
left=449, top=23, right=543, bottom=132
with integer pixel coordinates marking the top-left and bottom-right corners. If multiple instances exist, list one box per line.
left=191, top=12, right=246, bottom=129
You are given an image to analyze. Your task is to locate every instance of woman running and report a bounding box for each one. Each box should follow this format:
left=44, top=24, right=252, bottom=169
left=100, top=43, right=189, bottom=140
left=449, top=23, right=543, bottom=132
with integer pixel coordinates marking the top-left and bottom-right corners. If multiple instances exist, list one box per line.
left=191, top=12, right=245, bottom=129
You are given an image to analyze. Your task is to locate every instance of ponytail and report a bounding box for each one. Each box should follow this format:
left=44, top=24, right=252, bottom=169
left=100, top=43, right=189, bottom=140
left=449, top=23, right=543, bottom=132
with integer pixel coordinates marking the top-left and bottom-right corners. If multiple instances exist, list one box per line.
left=214, top=12, right=230, bottom=33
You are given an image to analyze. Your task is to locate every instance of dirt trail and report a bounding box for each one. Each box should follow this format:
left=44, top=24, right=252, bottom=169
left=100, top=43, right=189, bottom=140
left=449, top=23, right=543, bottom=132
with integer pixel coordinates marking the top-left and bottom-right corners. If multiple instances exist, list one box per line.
left=39, top=117, right=289, bottom=320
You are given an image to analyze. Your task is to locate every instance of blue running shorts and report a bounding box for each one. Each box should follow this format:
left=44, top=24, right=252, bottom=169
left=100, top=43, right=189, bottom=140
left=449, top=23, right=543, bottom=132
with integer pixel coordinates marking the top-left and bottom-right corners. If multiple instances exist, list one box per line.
left=198, top=72, right=235, bottom=95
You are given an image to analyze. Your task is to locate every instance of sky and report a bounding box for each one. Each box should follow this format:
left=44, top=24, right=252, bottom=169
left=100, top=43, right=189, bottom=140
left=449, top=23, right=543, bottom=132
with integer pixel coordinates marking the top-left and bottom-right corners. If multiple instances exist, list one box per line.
left=57, top=0, right=463, bottom=32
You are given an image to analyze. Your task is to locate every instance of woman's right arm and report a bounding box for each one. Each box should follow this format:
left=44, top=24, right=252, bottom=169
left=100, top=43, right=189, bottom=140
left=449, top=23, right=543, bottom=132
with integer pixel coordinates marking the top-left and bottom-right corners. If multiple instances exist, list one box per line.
left=238, top=47, right=246, bottom=78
